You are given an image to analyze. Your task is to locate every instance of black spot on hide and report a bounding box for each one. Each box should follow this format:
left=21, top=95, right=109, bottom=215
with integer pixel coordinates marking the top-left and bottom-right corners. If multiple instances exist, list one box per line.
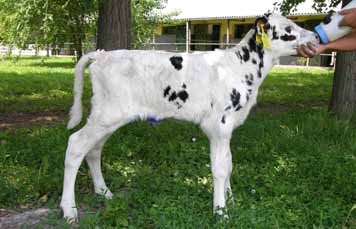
left=252, top=59, right=257, bottom=64
left=163, top=86, right=171, bottom=98
left=169, top=92, right=177, bottom=101
left=235, top=105, right=243, bottom=111
left=164, top=84, right=189, bottom=109
left=258, top=61, right=264, bottom=78
left=230, top=89, right=242, bottom=112
left=280, top=34, right=296, bottom=41
left=259, top=61, right=264, bottom=69
left=170, top=56, right=183, bottom=70
left=245, top=73, right=254, bottom=86
left=242, top=47, right=250, bottom=62
left=272, top=26, right=279, bottom=40
left=225, top=106, right=232, bottom=111
left=246, top=93, right=250, bottom=102
left=249, top=35, right=264, bottom=61
left=235, top=51, right=243, bottom=63
left=176, top=102, right=182, bottom=109
left=221, top=115, right=226, bottom=124
left=248, top=38, right=257, bottom=53
left=177, top=91, right=189, bottom=102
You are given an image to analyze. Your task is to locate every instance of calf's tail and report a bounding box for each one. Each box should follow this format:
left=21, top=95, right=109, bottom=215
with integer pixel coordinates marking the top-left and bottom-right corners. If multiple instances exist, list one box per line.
left=67, top=52, right=95, bottom=129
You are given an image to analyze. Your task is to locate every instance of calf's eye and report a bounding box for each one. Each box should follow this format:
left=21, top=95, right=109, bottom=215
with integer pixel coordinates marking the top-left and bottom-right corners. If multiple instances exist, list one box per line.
left=285, top=26, right=292, bottom=33
left=264, top=23, right=271, bottom=30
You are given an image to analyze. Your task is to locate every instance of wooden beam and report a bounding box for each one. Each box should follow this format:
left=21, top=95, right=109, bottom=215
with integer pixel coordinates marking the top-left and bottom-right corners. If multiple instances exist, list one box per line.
left=186, top=21, right=191, bottom=53
left=226, top=20, right=230, bottom=45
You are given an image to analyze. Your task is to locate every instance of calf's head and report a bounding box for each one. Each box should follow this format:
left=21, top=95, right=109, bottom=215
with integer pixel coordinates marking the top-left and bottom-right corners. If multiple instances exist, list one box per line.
left=255, top=14, right=319, bottom=56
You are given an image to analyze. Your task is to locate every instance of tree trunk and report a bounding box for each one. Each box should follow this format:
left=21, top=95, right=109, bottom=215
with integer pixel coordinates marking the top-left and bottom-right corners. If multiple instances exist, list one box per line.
left=7, top=45, right=12, bottom=56
left=329, top=52, right=356, bottom=120
left=96, top=0, right=131, bottom=50
left=328, top=0, right=356, bottom=120
left=73, top=16, right=84, bottom=60
left=46, top=44, right=50, bottom=57
left=73, top=35, right=83, bottom=61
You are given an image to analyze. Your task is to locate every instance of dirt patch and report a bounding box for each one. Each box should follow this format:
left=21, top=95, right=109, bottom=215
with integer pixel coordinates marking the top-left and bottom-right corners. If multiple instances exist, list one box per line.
left=0, top=208, right=95, bottom=228
left=252, top=103, right=292, bottom=116
left=0, top=208, right=55, bottom=228
left=0, top=103, right=316, bottom=130
left=0, top=111, right=67, bottom=129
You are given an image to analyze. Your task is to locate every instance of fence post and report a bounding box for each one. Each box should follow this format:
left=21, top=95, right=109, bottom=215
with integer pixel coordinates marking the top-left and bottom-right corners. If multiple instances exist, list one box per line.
left=226, top=20, right=230, bottom=47
left=152, top=34, right=156, bottom=50
left=186, top=21, right=191, bottom=53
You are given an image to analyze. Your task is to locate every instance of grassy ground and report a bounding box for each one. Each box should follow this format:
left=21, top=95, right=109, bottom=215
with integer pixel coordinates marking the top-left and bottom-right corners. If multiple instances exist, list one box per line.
left=1, top=56, right=356, bottom=228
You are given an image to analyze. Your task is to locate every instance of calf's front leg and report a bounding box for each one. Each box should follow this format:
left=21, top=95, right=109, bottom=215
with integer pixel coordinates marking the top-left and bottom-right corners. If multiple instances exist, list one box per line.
left=209, top=137, right=233, bottom=216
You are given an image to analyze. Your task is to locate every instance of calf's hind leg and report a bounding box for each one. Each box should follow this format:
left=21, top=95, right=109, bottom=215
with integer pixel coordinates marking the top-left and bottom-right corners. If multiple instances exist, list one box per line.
left=86, top=136, right=113, bottom=199
left=60, top=123, right=118, bottom=221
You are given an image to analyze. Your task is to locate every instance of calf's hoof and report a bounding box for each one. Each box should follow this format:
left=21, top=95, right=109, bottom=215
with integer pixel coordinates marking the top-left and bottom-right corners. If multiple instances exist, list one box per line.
left=95, top=188, right=113, bottom=199
left=61, top=206, right=78, bottom=223
left=214, top=207, right=229, bottom=220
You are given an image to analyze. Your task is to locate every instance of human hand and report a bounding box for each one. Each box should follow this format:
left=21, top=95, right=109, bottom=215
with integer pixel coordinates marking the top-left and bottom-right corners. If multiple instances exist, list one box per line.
left=339, top=8, right=356, bottom=28
left=297, top=43, right=327, bottom=58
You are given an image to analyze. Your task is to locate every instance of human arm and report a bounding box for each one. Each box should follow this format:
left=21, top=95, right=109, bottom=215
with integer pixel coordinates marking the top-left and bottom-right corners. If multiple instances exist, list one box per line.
left=339, top=8, right=356, bottom=28
left=323, top=31, right=356, bottom=52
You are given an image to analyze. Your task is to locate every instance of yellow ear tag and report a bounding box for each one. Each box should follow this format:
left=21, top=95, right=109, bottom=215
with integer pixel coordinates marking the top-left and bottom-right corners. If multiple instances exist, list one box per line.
left=260, top=24, right=271, bottom=49
left=256, top=33, right=263, bottom=44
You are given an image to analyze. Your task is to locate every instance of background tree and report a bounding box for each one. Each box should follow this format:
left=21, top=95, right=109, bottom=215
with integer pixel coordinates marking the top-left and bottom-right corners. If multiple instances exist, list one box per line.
left=131, top=0, right=177, bottom=49
left=97, top=0, right=173, bottom=50
left=96, top=0, right=131, bottom=50
left=0, top=0, right=97, bottom=59
left=0, top=0, right=173, bottom=57
left=276, top=0, right=356, bottom=120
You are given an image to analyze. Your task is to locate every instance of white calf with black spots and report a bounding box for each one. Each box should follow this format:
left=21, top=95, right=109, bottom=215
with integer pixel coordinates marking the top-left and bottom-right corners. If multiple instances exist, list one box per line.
left=60, top=14, right=318, bottom=221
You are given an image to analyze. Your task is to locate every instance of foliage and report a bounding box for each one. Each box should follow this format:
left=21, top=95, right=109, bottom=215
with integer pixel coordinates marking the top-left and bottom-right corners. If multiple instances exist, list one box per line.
left=275, top=0, right=343, bottom=15
left=0, top=0, right=97, bottom=56
left=0, top=0, right=174, bottom=53
left=131, top=0, right=178, bottom=49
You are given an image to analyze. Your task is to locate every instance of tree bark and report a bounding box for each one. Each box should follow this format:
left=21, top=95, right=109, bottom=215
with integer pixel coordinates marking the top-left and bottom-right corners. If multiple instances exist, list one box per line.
left=328, top=0, right=356, bottom=120
left=329, top=52, right=356, bottom=120
left=73, top=35, right=83, bottom=61
left=96, top=0, right=131, bottom=50
left=72, top=15, right=85, bottom=60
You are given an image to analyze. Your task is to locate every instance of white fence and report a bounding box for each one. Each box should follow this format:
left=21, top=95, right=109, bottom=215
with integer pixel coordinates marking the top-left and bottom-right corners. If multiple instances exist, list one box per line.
left=0, top=44, right=94, bottom=57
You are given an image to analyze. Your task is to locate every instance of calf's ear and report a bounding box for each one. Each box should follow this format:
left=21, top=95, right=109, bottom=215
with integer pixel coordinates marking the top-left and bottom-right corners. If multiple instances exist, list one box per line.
left=255, top=16, right=270, bottom=35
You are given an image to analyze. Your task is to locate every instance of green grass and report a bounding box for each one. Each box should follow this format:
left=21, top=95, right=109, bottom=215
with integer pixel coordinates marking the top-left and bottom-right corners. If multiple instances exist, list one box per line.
left=1, top=56, right=356, bottom=228
left=0, top=56, right=91, bottom=114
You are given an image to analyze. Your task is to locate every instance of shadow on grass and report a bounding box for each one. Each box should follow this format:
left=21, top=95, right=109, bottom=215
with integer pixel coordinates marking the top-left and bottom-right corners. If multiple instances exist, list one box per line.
left=28, top=61, right=75, bottom=69
left=0, top=56, right=75, bottom=69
